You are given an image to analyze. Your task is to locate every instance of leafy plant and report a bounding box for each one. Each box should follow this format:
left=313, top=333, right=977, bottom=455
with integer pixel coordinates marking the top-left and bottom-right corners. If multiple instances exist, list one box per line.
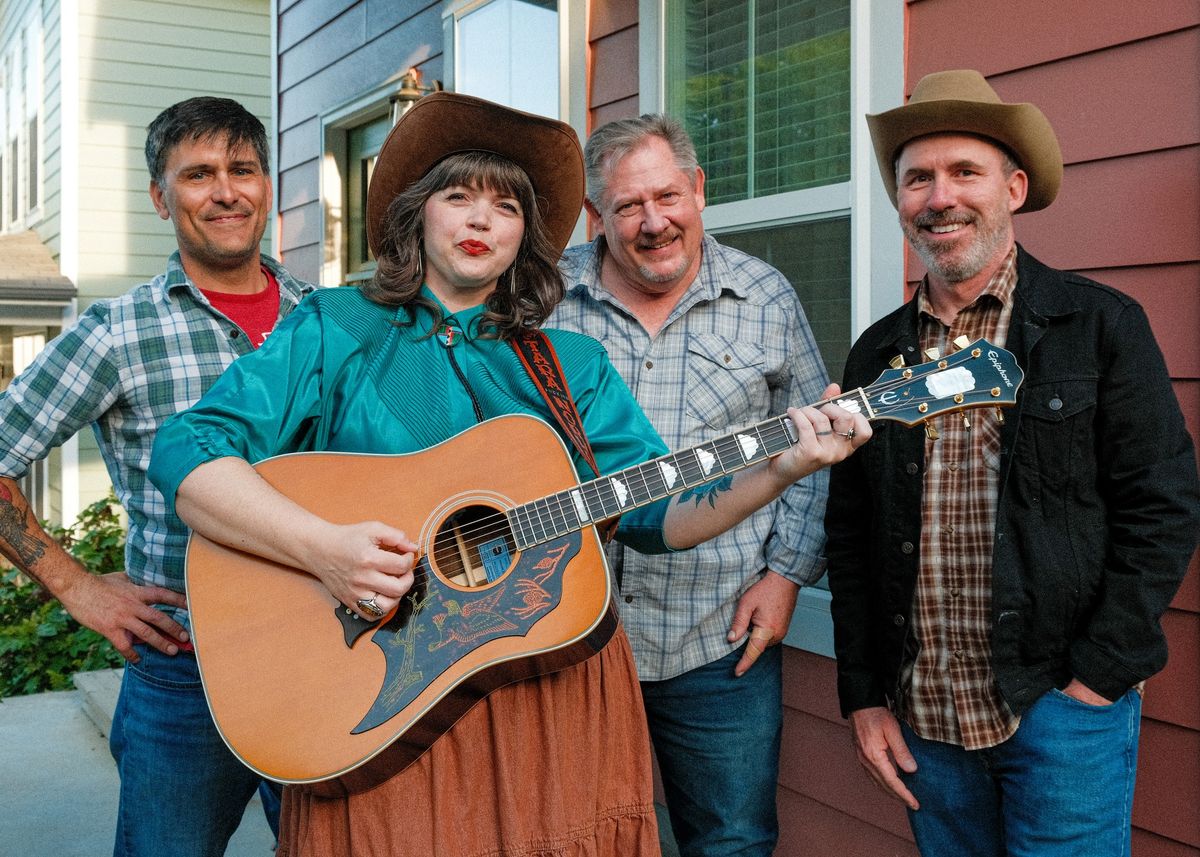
left=0, top=492, right=126, bottom=697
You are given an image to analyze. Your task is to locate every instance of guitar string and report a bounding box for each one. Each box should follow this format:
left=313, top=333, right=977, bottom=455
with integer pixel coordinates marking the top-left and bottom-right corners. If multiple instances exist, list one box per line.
left=403, top=367, right=1009, bottom=552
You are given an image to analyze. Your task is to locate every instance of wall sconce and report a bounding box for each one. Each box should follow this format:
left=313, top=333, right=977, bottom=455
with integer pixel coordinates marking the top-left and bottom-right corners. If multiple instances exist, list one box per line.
left=389, top=68, right=443, bottom=125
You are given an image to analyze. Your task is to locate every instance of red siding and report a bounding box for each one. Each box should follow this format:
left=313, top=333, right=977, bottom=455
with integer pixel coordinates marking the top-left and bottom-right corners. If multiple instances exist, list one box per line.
left=587, top=0, right=638, bottom=127
left=584, top=1, right=1200, bottom=854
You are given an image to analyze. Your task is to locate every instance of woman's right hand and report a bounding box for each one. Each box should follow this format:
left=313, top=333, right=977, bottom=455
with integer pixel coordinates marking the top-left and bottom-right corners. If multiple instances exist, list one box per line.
left=308, top=521, right=420, bottom=621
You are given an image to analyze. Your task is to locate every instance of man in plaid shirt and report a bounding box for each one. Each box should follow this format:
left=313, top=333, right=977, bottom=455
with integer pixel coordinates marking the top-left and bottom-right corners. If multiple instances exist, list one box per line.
left=550, top=115, right=831, bottom=857
left=826, top=70, right=1200, bottom=856
left=0, top=97, right=313, bottom=855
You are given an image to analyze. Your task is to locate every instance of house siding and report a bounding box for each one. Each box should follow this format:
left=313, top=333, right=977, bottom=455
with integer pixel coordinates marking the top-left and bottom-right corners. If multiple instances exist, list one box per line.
left=273, top=1, right=442, bottom=284
left=582, top=1, right=1199, bottom=854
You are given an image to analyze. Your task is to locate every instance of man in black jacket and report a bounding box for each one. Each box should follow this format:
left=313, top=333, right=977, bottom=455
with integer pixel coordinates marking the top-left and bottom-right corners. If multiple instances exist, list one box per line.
left=825, top=69, right=1200, bottom=857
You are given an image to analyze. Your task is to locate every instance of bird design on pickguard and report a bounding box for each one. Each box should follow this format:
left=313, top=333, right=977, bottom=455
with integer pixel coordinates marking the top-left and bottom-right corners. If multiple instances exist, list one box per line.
left=513, top=542, right=570, bottom=619
left=353, top=532, right=583, bottom=734
left=428, top=586, right=517, bottom=652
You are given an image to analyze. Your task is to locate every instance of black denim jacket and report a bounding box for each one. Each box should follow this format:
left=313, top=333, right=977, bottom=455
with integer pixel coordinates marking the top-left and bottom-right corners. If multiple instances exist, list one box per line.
left=826, top=246, right=1200, bottom=717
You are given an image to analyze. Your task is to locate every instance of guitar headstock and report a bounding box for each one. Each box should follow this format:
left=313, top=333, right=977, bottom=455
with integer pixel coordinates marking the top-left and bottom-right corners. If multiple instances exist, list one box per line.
left=837, top=339, right=1023, bottom=427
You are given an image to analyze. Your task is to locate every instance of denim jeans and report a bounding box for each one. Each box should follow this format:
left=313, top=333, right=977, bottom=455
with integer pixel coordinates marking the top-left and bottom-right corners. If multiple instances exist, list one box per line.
left=109, top=644, right=280, bottom=857
left=640, top=643, right=782, bottom=857
left=899, top=687, right=1142, bottom=857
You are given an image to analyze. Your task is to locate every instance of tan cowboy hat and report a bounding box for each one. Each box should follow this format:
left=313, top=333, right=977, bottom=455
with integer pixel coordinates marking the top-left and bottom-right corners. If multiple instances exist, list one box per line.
left=866, top=69, right=1062, bottom=213
left=366, top=91, right=584, bottom=256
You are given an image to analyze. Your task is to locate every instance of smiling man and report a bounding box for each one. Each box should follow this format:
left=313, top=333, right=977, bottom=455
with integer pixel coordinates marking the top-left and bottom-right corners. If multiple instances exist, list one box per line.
left=0, top=97, right=313, bottom=855
left=549, top=115, right=831, bottom=857
left=825, top=70, right=1200, bottom=857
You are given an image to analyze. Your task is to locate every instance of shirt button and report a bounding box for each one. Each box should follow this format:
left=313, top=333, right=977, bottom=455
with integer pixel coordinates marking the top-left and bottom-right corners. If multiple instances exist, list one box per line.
left=901, top=541, right=914, bottom=554
left=948, top=462, right=959, bottom=472
left=723, top=354, right=732, bottom=363
left=229, top=328, right=240, bottom=339
left=950, top=587, right=961, bottom=598
left=645, top=361, right=653, bottom=369
left=624, top=595, right=634, bottom=604
left=954, top=649, right=965, bottom=660
left=906, top=462, right=919, bottom=475
left=1049, top=397, right=1063, bottom=411
left=893, top=614, right=906, bottom=627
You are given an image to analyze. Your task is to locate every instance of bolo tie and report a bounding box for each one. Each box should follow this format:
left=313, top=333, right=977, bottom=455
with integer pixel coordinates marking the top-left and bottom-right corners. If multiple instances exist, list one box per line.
left=438, top=320, right=485, bottom=423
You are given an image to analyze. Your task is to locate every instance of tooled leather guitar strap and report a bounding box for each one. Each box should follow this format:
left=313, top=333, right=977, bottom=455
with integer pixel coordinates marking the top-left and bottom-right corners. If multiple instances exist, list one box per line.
left=511, top=329, right=619, bottom=541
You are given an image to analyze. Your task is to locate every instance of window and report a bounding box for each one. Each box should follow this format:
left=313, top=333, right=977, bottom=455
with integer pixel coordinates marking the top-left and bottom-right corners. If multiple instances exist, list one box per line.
left=24, top=20, right=41, bottom=213
left=666, top=0, right=850, bottom=205
left=344, top=114, right=391, bottom=280
left=448, top=0, right=560, bottom=118
left=645, top=0, right=904, bottom=654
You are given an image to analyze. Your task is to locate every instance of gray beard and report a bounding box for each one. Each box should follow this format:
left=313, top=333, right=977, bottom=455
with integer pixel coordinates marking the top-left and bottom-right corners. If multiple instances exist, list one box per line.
left=902, top=215, right=1010, bottom=284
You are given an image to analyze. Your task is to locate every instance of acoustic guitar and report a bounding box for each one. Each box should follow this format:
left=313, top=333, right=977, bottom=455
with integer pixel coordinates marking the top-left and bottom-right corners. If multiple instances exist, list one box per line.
left=185, top=338, right=1023, bottom=795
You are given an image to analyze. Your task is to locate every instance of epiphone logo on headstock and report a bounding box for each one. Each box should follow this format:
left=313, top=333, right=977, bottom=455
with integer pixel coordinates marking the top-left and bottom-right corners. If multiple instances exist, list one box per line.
left=988, top=350, right=1016, bottom=387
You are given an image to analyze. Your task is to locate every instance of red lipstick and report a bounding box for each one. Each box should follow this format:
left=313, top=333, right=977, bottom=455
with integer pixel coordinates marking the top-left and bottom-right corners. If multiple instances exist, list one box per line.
left=458, top=240, right=489, bottom=256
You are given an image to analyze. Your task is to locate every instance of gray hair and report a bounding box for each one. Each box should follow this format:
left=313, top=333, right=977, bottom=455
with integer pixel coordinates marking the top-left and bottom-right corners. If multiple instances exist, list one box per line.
left=584, top=113, right=700, bottom=208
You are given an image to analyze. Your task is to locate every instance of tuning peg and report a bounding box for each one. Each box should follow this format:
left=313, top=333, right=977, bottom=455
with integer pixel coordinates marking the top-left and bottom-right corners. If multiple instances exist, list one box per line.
left=962, top=414, right=971, bottom=429
left=953, top=335, right=971, bottom=350
left=924, top=422, right=940, bottom=440
left=995, top=408, right=1005, bottom=424
left=923, top=347, right=940, bottom=361
left=889, top=355, right=905, bottom=370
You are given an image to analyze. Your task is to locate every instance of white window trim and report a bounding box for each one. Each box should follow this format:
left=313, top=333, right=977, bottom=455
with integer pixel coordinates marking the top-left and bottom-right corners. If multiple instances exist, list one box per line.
left=318, top=80, right=417, bottom=286
left=441, top=0, right=588, bottom=247
left=639, top=0, right=905, bottom=657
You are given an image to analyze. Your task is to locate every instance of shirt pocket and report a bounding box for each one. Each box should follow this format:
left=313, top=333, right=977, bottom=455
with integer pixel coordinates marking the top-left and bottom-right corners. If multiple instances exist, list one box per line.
left=1014, top=378, right=1099, bottom=509
left=685, top=333, right=770, bottom=431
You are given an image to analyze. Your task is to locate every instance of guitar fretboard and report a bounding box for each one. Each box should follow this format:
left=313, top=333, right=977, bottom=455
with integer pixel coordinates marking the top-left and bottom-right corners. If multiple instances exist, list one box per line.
left=506, top=391, right=865, bottom=550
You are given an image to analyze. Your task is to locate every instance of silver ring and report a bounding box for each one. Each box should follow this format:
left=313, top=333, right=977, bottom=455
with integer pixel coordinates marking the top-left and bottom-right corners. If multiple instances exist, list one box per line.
left=838, top=427, right=856, bottom=441
left=356, top=596, right=384, bottom=618
left=815, top=430, right=834, bottom=436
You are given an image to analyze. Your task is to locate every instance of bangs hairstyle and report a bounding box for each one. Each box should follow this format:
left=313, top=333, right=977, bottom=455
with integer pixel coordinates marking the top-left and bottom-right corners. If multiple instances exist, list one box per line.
left=364, top=151, right=564, bottom=341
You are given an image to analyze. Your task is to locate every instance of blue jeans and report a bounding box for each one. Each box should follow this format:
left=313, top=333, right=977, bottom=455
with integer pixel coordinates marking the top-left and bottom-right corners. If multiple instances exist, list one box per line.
left=640, top=644, right=782, bottom=857
left=109, top=644, right=281, bottom=857
left=899, top=687, right=1142, bottom=857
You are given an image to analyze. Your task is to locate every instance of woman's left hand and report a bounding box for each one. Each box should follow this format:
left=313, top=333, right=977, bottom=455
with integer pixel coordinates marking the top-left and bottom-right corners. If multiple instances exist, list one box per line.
left=768, top=383, right=871, bottom=483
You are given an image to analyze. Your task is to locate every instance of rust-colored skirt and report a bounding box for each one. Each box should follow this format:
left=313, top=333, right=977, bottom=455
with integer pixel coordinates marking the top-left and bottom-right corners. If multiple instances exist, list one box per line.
left=275, top=627, right=659, bottom=857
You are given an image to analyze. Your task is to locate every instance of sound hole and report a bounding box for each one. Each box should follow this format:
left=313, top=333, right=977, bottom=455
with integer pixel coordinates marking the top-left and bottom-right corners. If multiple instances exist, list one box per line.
left=431, top=504, right=518, bottom=589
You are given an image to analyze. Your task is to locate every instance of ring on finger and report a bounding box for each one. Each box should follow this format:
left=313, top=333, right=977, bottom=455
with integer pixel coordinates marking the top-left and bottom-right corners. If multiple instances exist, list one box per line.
left=837, top=427, right=856, bottom=441
left=356, top=595, right=384, bottom=618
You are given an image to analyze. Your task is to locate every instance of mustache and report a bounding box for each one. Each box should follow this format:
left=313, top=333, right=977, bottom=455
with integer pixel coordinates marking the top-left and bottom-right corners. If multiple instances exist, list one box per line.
left=913, top=211, right=974, bottom=229
left=636, top=230, right=680, bottom=249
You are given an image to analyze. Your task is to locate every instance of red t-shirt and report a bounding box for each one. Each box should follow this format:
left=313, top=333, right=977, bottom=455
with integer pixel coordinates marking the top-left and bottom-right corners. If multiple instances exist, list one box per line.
left=200, top=268, right=282, bottom=348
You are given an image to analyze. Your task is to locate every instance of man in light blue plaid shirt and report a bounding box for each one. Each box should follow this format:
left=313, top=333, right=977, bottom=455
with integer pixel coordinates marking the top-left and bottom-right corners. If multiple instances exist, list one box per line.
left=549, top=115, right=830, bottom=857
left=0, top=98, right=313, bottom=856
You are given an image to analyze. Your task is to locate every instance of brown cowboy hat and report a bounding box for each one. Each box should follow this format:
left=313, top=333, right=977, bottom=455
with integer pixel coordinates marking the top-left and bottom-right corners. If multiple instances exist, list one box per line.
left=866, top=69, right=1062, bottom=213
left=366, top=91, right=584, bottom=257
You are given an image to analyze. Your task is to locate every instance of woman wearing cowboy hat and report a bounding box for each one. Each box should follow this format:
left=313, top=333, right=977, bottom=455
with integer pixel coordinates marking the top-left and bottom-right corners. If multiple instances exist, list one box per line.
left=148, top=92, right=867, bottom=855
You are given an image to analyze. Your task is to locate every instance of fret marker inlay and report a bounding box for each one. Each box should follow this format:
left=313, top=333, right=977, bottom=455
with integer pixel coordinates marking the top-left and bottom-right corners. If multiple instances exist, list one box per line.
left=736, top=434, right=759, bottom=461
left=610, top=478, right=629, bottom=507
left=570, top=489, right=589, bottom=522
left=659, top=461, right=678, bottom=488
left=696, top=448, right=716, bottom=475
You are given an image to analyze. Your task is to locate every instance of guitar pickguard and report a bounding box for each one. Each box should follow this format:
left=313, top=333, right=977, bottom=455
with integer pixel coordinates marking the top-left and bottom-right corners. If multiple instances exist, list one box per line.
left=352, top=532, right=582, bottom=733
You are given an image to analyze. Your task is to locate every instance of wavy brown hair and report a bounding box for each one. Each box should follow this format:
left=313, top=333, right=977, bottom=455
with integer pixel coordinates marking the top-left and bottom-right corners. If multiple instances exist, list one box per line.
left=363, top=151, right=565, bottom=340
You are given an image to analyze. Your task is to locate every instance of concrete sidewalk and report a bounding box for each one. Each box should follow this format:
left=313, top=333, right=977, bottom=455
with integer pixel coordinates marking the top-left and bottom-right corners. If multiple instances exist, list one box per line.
left=0, top=668, right=275, bottom=857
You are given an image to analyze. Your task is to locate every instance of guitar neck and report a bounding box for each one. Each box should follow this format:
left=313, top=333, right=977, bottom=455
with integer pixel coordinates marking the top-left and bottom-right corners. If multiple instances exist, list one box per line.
left=506, top=388, right=872, bottom=551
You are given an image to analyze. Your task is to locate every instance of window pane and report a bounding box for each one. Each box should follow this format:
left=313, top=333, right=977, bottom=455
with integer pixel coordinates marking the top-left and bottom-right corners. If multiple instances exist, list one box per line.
left=9, top=140, right=18, bottom=223
left=26, top=116, right=36, bottom=210
left=457, top=0, right=559, bottom=118
left=713, top=216, right=850, bottom=384
left=345, top=114, right=391, bottom=278
left=667, top=0, right=850, bottom=205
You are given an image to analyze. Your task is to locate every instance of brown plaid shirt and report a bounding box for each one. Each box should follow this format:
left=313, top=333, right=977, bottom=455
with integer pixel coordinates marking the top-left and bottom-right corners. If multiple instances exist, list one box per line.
left=900, top=247, right=1019, bottom=750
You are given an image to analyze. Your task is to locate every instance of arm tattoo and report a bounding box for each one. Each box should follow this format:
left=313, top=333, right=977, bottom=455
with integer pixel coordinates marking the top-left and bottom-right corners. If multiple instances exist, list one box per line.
left=0, top=481, right=48, bottom=571
left=677, top=475, right=735, bottom=509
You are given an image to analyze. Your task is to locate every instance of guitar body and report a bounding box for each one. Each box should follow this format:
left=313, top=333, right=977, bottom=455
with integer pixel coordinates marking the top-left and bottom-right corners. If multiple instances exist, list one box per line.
left=185, top=414, right=615, bottom=796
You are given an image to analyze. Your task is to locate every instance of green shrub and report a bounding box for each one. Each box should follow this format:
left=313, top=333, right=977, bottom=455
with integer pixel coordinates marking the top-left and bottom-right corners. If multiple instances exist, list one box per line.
left=0, top=492, right=126, bottom=697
